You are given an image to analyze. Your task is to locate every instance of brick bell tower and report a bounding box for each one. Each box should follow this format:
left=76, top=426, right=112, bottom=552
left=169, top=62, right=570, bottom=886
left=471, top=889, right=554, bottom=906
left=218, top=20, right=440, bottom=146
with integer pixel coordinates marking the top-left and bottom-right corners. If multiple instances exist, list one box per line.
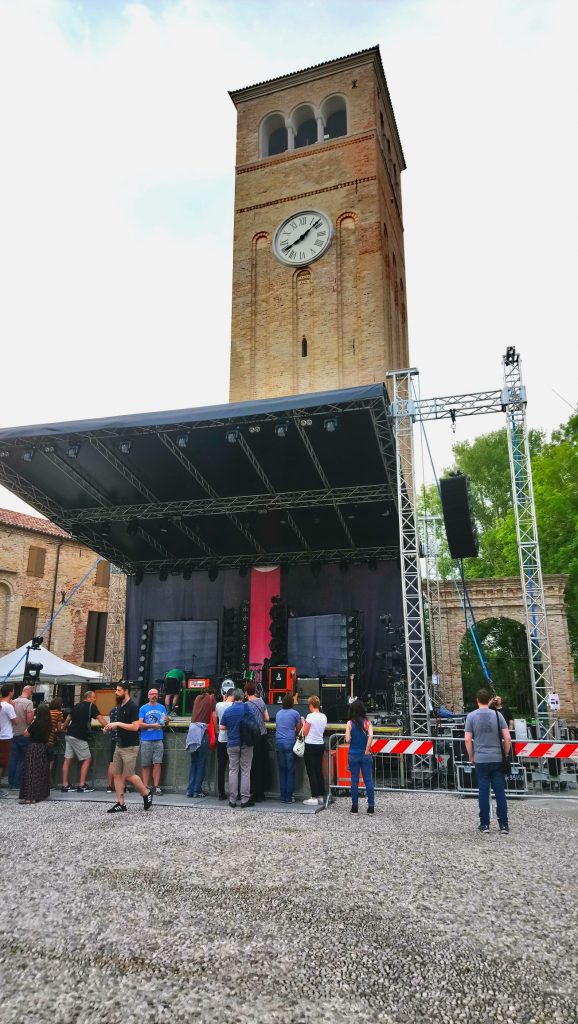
left=228, top=46, right=408, bottom=403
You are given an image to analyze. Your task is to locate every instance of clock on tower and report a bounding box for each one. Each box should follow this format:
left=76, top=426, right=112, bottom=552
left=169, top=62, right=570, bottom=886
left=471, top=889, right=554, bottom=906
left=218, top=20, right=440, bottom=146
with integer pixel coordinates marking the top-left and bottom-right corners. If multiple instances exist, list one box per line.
left=228, top=47, right=408, bottom=402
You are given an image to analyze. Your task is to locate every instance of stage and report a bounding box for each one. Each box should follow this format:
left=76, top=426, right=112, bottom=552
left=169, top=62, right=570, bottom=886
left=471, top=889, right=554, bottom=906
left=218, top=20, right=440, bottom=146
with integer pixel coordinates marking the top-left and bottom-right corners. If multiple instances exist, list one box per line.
left=0, top=383, right=405, bottom=700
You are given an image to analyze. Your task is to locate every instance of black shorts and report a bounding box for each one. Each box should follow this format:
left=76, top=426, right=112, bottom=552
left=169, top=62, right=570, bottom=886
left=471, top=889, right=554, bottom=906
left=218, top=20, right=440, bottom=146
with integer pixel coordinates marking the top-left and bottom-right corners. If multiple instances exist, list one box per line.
left=164, top=678, right=181, bottom=696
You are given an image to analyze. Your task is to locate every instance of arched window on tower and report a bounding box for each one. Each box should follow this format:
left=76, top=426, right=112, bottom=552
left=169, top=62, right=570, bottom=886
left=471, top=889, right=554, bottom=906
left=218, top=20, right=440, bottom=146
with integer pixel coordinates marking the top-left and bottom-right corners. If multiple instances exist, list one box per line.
left=261, top=112, right=288, bottom=158
left=293, top=104, right=317, bottom=149
left=321, top=95, right=347, bottom=140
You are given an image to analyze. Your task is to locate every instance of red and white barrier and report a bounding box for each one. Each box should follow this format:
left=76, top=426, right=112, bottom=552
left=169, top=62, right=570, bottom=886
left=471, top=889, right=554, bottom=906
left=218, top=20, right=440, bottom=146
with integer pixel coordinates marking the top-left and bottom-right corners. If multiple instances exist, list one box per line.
left=514, top=741, right=578, bottom=760
left=370, top=738, right=434, bottom=756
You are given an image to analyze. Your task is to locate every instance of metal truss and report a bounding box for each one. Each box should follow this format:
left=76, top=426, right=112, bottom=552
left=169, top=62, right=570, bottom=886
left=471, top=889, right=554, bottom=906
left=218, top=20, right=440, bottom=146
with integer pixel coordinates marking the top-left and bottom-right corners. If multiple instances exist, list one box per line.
left=0, top=462, right=66, bottom=524
left=158, top=433, right=265, bottom=555
left=503, top=354, right=555, bottom=739
left=89, top=438, right=215, bottom=559
left=414, top=389, right=504, bottom=421
left=367, top=400, right=399, bottom=512
left=235, top=432, right=309, bottom=550
left=101, top=565, right=125, bottom=681
left=63, top=484, right=390, bottom=524
left=387, top=369, right=431, bottom=736
left=129, top=545, right=399, bottom=574
left=292, top=417, right=355, bottom=546
left=419, top=515, right=446, bottom=705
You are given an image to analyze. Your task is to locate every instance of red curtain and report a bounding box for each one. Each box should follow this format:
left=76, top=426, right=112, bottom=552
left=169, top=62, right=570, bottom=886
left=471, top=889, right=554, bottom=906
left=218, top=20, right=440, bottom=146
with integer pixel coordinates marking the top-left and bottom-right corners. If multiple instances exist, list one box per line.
left=249, top=567, right=280, bottom=668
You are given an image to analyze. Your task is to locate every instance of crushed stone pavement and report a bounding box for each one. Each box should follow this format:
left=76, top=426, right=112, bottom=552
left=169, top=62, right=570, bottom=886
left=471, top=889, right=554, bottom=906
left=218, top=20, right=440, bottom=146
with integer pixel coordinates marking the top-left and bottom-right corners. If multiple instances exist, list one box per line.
left=0, top=793, right=576, bottom=1024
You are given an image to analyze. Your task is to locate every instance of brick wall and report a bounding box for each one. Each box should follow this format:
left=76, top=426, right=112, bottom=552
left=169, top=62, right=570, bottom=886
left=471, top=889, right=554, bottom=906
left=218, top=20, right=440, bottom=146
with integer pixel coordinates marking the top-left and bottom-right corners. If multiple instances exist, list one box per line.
left=0, top=515, right=125, bottom=674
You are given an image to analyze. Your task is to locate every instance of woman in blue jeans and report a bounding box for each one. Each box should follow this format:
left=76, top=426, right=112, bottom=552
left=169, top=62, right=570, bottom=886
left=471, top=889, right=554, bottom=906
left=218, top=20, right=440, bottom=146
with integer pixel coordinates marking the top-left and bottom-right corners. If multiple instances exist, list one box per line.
left=187, top=688, right=216, bottom=797
left=274, top=694, right=301, bottom=803
left=345, top=700, right=375, bottom=814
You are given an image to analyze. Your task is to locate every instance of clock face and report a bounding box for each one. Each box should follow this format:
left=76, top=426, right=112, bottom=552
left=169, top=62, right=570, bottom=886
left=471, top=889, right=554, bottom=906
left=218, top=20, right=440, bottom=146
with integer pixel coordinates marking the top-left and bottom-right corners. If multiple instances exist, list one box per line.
left=272, top=209, right=333, bottom=266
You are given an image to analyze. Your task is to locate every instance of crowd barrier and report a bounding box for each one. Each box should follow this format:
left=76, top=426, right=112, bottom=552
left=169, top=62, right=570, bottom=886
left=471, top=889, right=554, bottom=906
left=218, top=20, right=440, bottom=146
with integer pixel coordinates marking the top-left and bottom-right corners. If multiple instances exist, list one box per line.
left=328, top=731, right=578, bottom=798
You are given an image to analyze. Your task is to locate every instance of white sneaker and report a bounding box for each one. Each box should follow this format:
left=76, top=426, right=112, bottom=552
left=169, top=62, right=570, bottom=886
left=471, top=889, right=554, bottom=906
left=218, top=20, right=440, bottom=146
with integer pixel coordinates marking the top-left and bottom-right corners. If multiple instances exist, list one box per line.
left=155, top=787, right=163, bottom=795
left=317, top=797, right=325, bottom=804
left=303, top=797, right=319, bottom=806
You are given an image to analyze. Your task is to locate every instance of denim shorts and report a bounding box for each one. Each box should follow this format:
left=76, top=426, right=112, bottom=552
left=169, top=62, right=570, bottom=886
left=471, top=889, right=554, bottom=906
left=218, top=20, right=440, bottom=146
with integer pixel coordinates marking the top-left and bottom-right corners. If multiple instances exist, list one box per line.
left=140, top=740, right=164, bottom=766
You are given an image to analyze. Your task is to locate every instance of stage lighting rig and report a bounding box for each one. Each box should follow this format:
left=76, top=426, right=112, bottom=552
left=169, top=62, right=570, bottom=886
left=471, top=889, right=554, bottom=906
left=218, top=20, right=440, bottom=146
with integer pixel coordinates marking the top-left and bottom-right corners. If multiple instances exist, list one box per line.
left=176, top=433, right=190, bottom=448
left=67, top=444, right=80, bottom=459
left=504, top=346, right=518, bottom=366
left=274, top=422, right=288, bottom=438
left=22, top=449, right=35, bottom=462
left=323, top=416, right=338, bottom=433
left=225, top=428, right=240, bottom=444
left=118, top=440, right=132, bottom=455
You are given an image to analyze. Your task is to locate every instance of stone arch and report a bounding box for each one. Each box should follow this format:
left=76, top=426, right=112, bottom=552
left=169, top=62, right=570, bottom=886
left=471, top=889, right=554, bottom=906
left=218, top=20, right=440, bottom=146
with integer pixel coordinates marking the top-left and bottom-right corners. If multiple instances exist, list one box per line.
left=319, top=93, right=348, bottom=139
left=291, top=103, right=318, bottom=149
left=434, top=576, right=577, bottom=722
left=260, top=112, right=288, bottom=158
left=458, top=616, right=532, bottom=715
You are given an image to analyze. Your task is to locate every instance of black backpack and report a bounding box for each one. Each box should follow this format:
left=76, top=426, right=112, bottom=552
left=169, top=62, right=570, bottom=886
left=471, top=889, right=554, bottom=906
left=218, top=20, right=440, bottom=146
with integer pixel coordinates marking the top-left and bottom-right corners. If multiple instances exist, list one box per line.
left=239, top=709, right=260, bottom=748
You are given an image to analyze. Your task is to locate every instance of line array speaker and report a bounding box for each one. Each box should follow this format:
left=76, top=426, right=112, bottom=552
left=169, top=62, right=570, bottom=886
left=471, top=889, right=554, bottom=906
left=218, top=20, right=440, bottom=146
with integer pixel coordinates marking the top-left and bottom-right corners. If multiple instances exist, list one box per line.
left=137, top=620, right=154, bottom=687
left=439, top=474, right=479, bottom=559
left=269, top=597, right=288, bottom=663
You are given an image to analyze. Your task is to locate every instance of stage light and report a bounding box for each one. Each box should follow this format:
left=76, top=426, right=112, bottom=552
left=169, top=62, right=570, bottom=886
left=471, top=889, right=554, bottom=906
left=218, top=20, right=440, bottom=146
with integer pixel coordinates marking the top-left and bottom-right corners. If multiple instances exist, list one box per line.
left=127, top=520, right=139, bottom=536
left=0, top=450, right=10, bottom=459
left=226, top=428, right=240, bottom=444
left=159, top=520, right=169, bottom=534
left=208, top=565, right=219, bottom=582
left=505, top=346, right=518, bottom=366
left=67, top=444, right=80, bottom=459
left=183, top=568, right=192, bottom=581
left=248, top=424, right=261, bottom=434
left=274, top=422, right=288, bottom=438
left=176, top=432, right=190, bottom=448
left=238, top=565, right=248, bottom=578
left=299, top=418, right=313, bottom=427
left=159, top=567, right=168, bottom=582
left=118, top=440, right=132, bottom=455
left=135, top=569, right=144, bottom=586
left=22, top=449, right=35, bottom=463
left=323, top=417, right=338, bottom=433
left=42, top=445, right=55, bottom=454
left=141, top=622, right=149, bottom=632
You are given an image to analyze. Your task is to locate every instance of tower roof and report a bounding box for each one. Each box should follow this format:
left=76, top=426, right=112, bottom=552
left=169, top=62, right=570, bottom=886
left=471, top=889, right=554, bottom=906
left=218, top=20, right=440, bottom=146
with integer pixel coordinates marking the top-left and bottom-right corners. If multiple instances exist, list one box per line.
left=229, top=46, right=405, bottom=170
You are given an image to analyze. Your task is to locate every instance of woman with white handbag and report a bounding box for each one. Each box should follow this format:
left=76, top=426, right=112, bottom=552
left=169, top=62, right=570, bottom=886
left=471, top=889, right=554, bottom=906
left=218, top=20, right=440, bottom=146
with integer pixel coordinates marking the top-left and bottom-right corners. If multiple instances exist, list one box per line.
left=302, top=696, right=327, bottom=806
left=275, top=693, right=302, bottom=803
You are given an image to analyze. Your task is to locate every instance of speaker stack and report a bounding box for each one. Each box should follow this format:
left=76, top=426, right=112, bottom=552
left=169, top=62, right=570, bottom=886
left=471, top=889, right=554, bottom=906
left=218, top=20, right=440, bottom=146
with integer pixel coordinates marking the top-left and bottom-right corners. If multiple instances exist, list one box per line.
left=269, top=597, right=288, bottom=663
left=221, top=600, right=250, bottom=674
left=439, top=474, right=479, bottom=559
left=137, top=620, right=153, bottom=689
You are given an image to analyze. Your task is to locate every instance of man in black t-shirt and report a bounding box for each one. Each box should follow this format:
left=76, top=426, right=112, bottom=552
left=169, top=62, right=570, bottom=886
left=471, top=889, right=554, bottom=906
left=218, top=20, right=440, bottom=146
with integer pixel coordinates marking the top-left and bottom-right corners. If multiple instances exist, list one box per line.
left=61, top=691, right=107, bottom=793
left=104, top=681, right=153, bottom=814
left=490, top=695, right=514, bottom=731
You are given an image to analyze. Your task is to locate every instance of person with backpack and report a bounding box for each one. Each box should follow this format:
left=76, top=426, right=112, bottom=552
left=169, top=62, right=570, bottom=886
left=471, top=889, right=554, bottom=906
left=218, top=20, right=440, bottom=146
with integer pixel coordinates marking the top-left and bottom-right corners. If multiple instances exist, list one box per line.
left=244, top=680, right=270, bottom=802
left=345, top=700, right=375, bottom=815
left=221, top=689, right=259, bottom=808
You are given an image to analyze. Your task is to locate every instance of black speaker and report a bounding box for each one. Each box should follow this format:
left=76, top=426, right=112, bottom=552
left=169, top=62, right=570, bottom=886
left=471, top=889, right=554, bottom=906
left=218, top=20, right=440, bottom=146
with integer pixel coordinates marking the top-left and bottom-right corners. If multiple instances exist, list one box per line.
left=439, top=475, right=479, bottom=559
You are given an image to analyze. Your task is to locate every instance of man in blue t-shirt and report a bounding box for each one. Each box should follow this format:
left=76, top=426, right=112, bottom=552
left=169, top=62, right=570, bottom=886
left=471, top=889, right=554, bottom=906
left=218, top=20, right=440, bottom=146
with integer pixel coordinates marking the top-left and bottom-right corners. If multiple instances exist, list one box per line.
left=221, top=690, right=255, bottom=808
left=139, top=689, right=168, bottom=795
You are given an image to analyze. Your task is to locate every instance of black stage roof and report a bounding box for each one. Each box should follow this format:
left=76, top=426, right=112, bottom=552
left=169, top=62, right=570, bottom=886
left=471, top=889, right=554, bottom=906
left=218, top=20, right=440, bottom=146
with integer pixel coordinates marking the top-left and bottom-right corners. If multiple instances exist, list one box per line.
left=0, top=385, right=400, bottom=574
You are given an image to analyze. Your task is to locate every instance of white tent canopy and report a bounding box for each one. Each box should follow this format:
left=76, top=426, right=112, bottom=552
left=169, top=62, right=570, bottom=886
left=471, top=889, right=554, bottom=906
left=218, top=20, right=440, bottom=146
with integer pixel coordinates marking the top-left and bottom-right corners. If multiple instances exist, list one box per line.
left=0, top=643, right=101, bottom=684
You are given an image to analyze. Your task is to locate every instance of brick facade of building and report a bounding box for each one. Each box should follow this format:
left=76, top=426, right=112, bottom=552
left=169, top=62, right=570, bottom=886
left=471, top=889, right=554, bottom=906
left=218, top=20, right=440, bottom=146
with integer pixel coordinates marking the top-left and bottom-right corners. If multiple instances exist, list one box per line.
left=229, top=48, right=409, bottom=402
left=0, top=509, right=124, bottom=675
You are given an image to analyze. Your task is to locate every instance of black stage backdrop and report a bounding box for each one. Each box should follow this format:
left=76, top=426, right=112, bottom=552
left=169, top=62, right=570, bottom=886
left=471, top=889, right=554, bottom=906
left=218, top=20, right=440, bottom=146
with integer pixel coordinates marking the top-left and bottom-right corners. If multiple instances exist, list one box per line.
left=125, top=571, right=250, bottom=681
left=280, top=562, right=402, bottom=694
left=125, top=561, right=402, bottom=693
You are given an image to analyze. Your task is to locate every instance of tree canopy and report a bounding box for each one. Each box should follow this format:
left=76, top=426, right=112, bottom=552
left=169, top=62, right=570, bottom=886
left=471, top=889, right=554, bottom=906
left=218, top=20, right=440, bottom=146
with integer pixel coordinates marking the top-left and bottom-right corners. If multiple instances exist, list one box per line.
left=420, top=410, right=578, bottom=671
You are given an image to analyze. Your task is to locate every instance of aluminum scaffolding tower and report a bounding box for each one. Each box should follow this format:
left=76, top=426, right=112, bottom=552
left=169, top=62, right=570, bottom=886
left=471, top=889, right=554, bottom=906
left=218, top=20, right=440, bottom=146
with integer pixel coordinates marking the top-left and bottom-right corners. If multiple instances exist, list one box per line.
left=390, top=348, right=554, bottom=738
left=419, top=514, right=447, bottom=703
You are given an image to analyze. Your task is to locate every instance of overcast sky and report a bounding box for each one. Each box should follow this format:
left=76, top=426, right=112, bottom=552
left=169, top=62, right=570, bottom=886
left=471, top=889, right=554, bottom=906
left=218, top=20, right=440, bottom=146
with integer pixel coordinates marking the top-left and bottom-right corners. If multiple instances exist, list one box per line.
left=1, top=0, right=576, bottom=517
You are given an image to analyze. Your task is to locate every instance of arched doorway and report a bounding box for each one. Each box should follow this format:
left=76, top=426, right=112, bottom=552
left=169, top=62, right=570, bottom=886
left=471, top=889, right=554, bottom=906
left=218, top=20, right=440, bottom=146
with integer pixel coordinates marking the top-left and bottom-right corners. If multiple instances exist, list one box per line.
left=459, top=616, right=533, bottom=715
left=0, top=581, right=12, bottom=655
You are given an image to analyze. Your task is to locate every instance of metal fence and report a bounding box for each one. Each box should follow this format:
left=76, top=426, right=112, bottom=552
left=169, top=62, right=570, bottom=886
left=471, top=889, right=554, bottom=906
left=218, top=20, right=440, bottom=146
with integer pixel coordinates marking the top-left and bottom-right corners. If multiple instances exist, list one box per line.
left=328, top=731, right=578, bottom=798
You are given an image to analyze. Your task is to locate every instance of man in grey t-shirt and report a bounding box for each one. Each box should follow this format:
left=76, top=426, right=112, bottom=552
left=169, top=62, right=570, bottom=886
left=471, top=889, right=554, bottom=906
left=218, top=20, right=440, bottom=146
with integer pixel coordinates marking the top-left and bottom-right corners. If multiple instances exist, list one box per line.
left=465, top=688, right=511, bottom=835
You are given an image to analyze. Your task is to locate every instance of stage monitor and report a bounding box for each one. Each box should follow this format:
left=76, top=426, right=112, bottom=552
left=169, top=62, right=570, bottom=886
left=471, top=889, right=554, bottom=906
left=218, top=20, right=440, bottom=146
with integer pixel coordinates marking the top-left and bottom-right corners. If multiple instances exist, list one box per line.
left=288, top=613, right=348, bottom=678
left=149, top=620, right=218, bottom=684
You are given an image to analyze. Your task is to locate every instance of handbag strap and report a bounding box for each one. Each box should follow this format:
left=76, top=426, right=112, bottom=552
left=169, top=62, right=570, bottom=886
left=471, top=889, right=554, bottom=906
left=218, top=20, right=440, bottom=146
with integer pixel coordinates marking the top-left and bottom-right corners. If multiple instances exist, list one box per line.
left=495, top=709, right=506, bottom=756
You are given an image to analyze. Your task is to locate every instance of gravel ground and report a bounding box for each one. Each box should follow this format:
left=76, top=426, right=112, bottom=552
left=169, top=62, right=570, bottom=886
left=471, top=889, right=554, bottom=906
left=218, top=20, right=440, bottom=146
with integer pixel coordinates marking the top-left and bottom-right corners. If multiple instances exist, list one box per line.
left=0, top=794, right=576, bottom=1024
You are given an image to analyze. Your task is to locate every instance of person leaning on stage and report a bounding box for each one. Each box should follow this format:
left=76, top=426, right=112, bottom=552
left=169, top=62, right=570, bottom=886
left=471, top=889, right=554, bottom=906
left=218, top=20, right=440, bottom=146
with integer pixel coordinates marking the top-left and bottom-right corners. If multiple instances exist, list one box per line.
left=61, top=690, right=108, bottom=793
left=244, top=680, right=270, bottom=802
left=302, top=695, right=327, bottom=806
left=104, top=681, right=153, bottom=814
left=0, top=684, right=17, bottom=796
left=221, top=689, right=256, bottom=808
left=275, top=692, right=301, bottom=804
left=164, top=667, right=186, bottom=717
left=139, top=688, right=168, bottom=795
left=465, top=688, right=511, bottom=835
left=215, top=680, right=235, bottom=800
left=345, top=700, right=375, bottom=815
left=186, top=687, right=216, bottom=798
left=489, top=694, right=514, bottom=731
